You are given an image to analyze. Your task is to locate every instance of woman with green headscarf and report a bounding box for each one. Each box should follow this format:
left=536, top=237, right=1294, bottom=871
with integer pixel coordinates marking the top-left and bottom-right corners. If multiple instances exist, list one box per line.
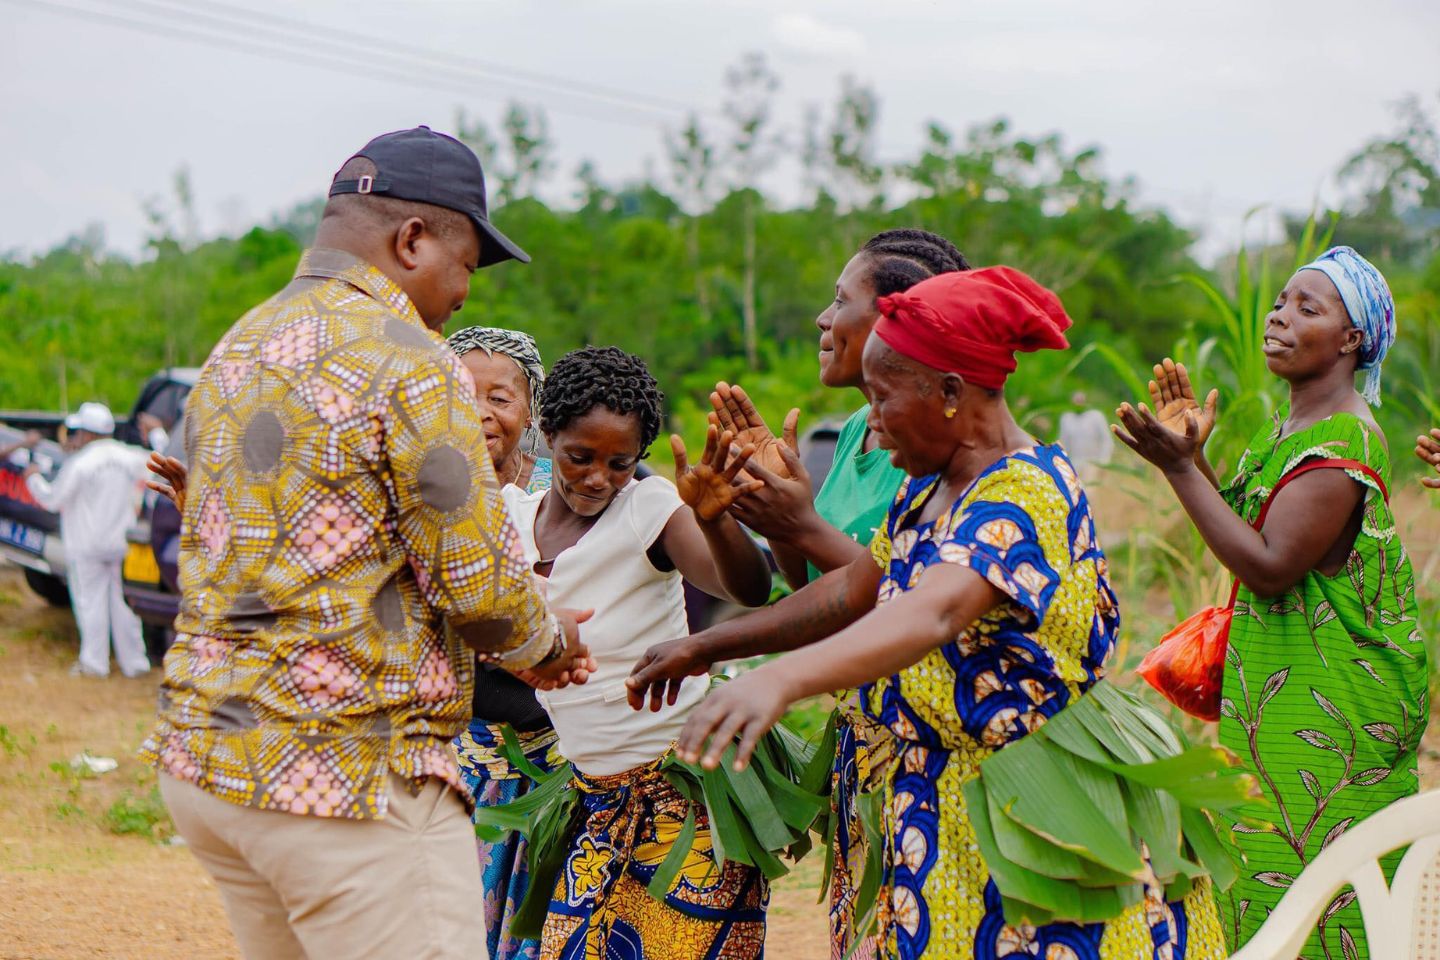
left=447, top=325, right=552, bottom=493
left=1116, top=246, right=1428, bottom=959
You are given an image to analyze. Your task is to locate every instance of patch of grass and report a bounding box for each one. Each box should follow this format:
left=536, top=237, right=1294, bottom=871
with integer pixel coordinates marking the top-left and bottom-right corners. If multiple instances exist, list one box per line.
left=46, top=757, right=96, bottom=823
left=0, top=724, right=37, bottom=759
left=103, top=787, right=173, bottom=841
left=52, top=801, right=86, bottom=822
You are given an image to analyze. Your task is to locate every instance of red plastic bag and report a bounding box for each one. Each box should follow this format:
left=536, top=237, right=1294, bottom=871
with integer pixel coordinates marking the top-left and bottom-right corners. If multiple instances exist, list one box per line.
left=1137, top=604, right=1231, bottom=722
left=1136, top=457, right=1392, bottom=723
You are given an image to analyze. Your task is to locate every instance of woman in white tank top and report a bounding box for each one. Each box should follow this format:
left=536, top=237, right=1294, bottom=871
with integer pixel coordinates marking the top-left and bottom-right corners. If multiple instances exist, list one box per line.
left=503, top=347, right=773, bottom=959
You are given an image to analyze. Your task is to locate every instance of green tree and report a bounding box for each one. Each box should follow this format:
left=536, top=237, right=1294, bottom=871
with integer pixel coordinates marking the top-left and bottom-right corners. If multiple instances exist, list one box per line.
left=1335, top=92, right=1440, bottom=263
left=721, top=52, right=783, bottom=370
left=455, top=102, right=555, bottom=203
left=665, top=113, right=719, bottom=328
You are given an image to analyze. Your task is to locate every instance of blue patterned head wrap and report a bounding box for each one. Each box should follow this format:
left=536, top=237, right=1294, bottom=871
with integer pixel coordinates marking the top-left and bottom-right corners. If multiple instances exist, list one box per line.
left=1297, top=245, right=1396, bottom=406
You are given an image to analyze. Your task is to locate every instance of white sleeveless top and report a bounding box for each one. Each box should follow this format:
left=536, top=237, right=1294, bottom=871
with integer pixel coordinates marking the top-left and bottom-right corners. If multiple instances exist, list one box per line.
left=501, top=476, right=706, bottom=776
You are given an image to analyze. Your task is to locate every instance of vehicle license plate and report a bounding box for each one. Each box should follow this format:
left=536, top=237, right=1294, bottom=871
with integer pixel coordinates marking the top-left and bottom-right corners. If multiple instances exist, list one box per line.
left=123, top=543, right=161, bottom=585
left=0, top=517, right=44, bottom=554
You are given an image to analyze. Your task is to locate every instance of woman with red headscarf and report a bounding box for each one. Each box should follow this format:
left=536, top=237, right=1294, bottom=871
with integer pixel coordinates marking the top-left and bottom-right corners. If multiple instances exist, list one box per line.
left=657, top=268, right=1225, bottom=959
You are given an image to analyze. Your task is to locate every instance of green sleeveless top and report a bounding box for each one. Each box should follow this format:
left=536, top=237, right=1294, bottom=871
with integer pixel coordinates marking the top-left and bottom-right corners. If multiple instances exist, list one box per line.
left=806, top=405, right=908, bottom=584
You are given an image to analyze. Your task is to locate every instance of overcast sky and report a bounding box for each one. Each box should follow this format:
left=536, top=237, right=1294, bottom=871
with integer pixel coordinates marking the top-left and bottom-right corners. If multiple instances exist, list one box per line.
left=3, top=0, right=1439, bottom=262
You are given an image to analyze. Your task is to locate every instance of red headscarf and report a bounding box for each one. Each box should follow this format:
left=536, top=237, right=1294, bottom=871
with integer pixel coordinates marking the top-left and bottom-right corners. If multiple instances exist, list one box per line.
left=872, top=266, right=1072, bottom=390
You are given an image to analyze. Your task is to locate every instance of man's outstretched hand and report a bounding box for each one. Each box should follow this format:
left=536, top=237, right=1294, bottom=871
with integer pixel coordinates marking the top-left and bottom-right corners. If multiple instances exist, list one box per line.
left=514, top=608, right=597, bottom=691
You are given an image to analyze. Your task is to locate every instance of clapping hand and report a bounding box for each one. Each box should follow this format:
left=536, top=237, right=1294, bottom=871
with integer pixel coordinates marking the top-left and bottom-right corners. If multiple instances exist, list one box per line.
left=1113, top=401, right=1202, bottom=475
left=1148, top=359, right=1217, bottom=453
left=1417, top=429, right=1440, bottom=490
left=727, top=418, right=817, bottom=542
left=709, top=382, right=799, bottom=481
left=146, top=453, right=189, bottom=513
left=672, top=426, right=765, bottom=523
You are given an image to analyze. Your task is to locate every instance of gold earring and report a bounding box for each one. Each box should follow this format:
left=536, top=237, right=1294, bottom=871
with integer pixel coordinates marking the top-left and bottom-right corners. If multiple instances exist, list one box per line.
left=944, top=408, right=956, bottom=419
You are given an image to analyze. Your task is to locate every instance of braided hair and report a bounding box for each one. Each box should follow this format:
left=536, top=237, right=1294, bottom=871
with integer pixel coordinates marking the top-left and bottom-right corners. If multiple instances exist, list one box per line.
left=861, top=229, right=971, bottom=297
left=539, top=346, right=665, bottom=455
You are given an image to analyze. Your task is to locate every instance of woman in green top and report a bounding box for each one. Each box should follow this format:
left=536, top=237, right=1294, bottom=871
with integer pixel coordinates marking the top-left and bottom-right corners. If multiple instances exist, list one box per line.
left=706, top=229, right=968, bottom=588
left=1115, top=245, right=1428, bottom=959
left=630, top=229, right=968, bottom=958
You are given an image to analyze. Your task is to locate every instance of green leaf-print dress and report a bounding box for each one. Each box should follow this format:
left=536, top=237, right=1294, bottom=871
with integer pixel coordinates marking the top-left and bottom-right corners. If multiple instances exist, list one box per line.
left=1217, top=410, right=1429, bottom=958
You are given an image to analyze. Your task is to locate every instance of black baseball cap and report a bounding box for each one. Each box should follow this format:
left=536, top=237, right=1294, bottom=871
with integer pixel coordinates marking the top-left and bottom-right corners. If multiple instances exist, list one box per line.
left=329, top=125, right=530, bottom=267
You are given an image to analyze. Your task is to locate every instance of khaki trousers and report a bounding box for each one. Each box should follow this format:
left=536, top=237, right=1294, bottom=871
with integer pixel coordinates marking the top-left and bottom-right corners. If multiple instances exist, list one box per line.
left=160, top=773, right=486, bottom=960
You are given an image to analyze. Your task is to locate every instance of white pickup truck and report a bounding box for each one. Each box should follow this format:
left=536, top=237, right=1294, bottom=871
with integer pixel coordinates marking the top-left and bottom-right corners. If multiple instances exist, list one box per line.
left=0, top=368, right=197, bottom=605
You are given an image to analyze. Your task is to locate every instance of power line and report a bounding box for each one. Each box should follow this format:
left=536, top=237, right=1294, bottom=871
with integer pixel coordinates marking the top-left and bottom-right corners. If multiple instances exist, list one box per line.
left=154, top=0, right=700, bottom=117
left=88, top=0, right=700, bottom=121
left=5, top=0, right=704, bottom=130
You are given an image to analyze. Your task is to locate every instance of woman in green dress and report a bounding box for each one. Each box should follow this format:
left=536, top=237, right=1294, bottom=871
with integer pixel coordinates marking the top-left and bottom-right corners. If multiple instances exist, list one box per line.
left=1115, top=245, right=1428, bottom=959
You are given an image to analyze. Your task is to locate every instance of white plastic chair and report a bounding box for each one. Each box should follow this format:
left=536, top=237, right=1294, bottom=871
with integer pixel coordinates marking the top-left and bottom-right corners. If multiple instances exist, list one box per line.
left=1228, top=790, right=1440, bottom=959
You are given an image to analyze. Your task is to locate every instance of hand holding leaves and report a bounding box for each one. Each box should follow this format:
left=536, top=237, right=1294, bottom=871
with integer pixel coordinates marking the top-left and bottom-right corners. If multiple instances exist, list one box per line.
left=672, top=426, right=765, bottom=523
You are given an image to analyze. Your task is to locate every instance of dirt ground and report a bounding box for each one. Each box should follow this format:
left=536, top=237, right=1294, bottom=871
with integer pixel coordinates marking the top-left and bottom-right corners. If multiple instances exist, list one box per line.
left=0, top=565, right=827, bottom=960
left=2, top=481, right=1438, bottom=959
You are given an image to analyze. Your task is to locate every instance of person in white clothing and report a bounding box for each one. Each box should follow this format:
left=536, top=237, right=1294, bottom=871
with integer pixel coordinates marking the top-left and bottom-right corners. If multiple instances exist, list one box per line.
left=1058, top=389, right=1114, bottom=480
left=503, top=347, right=774, bottom=959
left=25, top=402, right=151, bottom=678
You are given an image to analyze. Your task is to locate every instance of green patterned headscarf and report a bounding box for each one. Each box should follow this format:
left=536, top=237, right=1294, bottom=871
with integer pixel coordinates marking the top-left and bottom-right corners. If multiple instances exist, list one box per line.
left=446, top=326, right=546, bottom=409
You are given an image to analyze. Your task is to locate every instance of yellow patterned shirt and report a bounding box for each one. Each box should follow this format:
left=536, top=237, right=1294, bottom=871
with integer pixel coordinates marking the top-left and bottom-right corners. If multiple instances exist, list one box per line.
left=141, top=248, right=558, bottom=820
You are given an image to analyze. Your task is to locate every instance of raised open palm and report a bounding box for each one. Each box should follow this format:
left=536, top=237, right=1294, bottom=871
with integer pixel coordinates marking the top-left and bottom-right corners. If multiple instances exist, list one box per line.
left=1148, top=359, right=1217, bottom=450
left=672, top=426, right=765, bottom=522
left=709, top=382, right=800, bottom=481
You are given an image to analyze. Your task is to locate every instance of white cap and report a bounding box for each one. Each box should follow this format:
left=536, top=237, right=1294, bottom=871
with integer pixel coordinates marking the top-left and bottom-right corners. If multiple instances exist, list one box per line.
left=67, top=402, right=115, bottom=436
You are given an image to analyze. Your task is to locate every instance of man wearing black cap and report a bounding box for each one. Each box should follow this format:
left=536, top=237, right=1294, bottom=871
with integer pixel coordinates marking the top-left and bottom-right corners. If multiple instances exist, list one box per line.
left=141, top=127, right=590, bottom=960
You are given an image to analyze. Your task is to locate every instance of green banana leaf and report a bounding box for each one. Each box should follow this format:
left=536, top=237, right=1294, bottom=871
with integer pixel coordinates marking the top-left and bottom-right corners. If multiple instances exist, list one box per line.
left=473, top=691, right=834, bottom=940
left=963, top=680, right=1262, bottom=928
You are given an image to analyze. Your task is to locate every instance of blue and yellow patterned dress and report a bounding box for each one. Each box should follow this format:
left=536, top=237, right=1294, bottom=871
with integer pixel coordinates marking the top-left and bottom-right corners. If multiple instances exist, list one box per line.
left=859, top=444, right=1225, bottom=959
